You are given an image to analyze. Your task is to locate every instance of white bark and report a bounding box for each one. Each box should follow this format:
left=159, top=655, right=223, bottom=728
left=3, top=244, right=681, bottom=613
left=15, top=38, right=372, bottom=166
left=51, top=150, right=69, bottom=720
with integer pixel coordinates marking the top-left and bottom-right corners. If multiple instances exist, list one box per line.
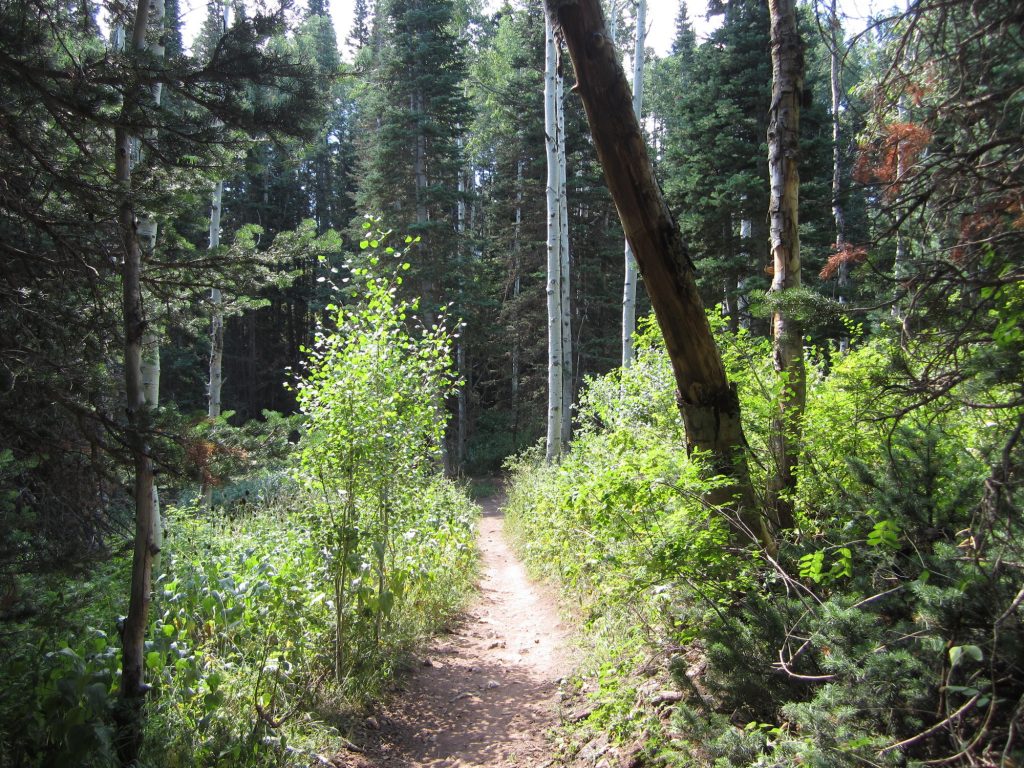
left=202, top=179, right=225, bottom=509
left=738, top=216, right=752, bottom=330
left=622, top=0, right=646, bottom=368
left=891, top=0, right=911, bottom=320
left=202, top=3, right=228, bottom=508
left=117, top=0, right=166, bottom=751
left=556, top=65, right=573, bottom=449
left=544, top=13, right=563, bottom=462
left=133, top=0, right=165, bottom=573
left=456, top=340, right=467, bottom=467
left=766, top=0, right=804, bottom=529
left=456, top=160, right=467, bottom=470
left=828, top=0, right=850, bottom=353
left=207, top=182, right=224, bottom=422
left=511, top=160, right=522, bottom=408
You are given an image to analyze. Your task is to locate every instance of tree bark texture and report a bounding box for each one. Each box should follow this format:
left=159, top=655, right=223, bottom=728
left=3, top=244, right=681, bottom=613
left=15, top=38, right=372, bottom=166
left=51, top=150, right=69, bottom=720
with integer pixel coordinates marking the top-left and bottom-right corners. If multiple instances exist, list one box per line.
left=829, top=0, right=849, bottom=353
left=544, top=13, right=564, bottom=462
left=116, top=0, right=163, bottom=760
left=621, top=0, right=646, bottom=368
left=543, top=0, right=772, bottom=550
left=511, top=159, right=523, bottom=446
left=766, top=0, right=805, bottom=531
left=556, top=66, right=573, bottom=449
left=202, top=179, right=225, bottom=509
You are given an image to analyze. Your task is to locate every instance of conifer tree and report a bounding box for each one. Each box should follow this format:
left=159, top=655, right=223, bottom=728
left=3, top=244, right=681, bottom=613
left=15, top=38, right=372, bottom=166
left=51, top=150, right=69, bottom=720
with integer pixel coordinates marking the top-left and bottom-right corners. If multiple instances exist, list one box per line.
left=348, top=0, right=371, bottom=52
left=658, top=0, right=772, bottom=318
left=466, top=1, right=548, bottom=461
left=354, top=0, right=470, bottom=317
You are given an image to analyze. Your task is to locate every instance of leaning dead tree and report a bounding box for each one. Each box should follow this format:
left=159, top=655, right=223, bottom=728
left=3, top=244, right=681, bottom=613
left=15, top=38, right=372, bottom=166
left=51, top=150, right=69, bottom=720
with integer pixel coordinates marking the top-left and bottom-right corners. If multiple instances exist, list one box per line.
left=542, top=0, right=772, bottom=550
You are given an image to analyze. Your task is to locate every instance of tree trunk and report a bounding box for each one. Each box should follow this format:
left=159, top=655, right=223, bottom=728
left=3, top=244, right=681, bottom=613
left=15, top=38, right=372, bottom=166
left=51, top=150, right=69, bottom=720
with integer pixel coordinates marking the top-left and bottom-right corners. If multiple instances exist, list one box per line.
left=892, top=66, right=909, bottom=319
left=621, top=0, right=646, bottom=368
left=557, top=66, right=573, bottom=449
left=544, top=13, right=563, bottom=462
left=511, top=159, right=523, bottom=447
left=828, top=0, right=849, bottom=354
left=738, top=215, right=752, bottom=330
left=135, top=4, right=165, bottom=572
left=140, top=327, right=161, bottom=572
left=766, top=0, right=804, bottom=530
left=203, top=178, right=225, bottom=509
left=543, top=0, right=772, bottom=550
left=456, top=163, right=468, bottom=470
left=115, top=0, right=164, bottom=760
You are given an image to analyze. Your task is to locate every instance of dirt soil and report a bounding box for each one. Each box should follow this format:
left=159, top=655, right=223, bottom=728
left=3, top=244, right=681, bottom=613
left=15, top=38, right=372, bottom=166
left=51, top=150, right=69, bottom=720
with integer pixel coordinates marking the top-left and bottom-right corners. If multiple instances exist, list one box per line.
left=344, top=492, right=574, bottom=768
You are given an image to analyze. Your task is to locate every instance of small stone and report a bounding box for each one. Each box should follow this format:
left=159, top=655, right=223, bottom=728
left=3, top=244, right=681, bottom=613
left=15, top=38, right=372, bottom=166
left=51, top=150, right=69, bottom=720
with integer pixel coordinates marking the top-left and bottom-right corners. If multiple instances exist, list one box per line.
left=422, top=658, right=434, bottom=667
left=365, top=715, right=380, bottom=731
left=485, top=679, right=500, bottom=690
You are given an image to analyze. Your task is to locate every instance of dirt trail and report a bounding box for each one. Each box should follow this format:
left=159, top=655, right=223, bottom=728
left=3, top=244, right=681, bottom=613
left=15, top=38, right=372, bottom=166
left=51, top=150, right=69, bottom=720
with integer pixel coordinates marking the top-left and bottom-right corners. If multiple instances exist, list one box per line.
left=353, top=492, right=573, bottom=767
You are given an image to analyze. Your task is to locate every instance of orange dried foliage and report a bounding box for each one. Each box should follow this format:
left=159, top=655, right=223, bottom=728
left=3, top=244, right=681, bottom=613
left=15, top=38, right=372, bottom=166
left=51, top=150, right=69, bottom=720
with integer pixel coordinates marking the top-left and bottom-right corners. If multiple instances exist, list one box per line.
left=952, top=196, right=1024, bottom=262
left=186, top=438, right=217, bottom=485
left=820, top=242, right=868, bottom=280
left=185, top=438, right=248, bottom=487
left=854, top=122, right=933, bottom=199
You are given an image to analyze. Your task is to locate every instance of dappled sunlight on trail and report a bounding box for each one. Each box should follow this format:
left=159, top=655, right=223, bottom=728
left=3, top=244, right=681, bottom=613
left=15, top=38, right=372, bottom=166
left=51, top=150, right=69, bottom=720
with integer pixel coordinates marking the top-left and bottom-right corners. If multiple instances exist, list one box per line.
left=342, top=491, right=572, bottom=768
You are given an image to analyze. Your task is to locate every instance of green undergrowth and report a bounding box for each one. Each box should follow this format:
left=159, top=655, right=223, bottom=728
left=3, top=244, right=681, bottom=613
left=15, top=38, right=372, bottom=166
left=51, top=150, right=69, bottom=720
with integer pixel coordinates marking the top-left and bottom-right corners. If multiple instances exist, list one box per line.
left=0, top=237, right=480, bottom=767
left=0, top=475, right=477, bottom=768
left=506, top=315, right=1024, bottom=767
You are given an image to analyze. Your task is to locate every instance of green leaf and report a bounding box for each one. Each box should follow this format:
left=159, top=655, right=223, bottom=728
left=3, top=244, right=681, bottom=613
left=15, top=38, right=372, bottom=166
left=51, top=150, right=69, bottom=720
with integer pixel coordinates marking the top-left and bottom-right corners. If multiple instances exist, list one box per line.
left=867, top=519, right=900, bottom=550
left=949, top=644, right=983, bottom=667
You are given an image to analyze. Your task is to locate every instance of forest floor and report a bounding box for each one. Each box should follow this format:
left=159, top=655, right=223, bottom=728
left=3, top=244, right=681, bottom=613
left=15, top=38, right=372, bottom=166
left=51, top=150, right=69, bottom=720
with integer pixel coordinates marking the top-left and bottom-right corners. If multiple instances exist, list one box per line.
left=336, top=490, right=574, bottom=768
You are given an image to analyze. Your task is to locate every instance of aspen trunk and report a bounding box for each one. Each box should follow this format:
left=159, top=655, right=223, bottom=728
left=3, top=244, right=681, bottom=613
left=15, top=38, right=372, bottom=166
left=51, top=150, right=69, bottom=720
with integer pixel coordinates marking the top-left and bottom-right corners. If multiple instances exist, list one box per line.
left=738, top=216, right=752, bottom=330
left=544, top=13, right=563, bottom=462
left=556, top=68, right=573, bottom=449
left=766, top=0, right=804, bottom=530
left=828, top=0, right=850, bottom=353
left=137, top=6, right=164, bottom=570
left=204, top=1, right=229, bottom=483
left=202, top=178, right=225, bottom=509
left=621, top=0, right=646, bottom=368
left=140, top=327, right=161, bottom=572
left=511, top=160, right=523, bottom=447
left=543, top=0, right=772, bottom=550
left=456, top=163, right=468, bottom=470
left=115, top=0, right=164, bottom=760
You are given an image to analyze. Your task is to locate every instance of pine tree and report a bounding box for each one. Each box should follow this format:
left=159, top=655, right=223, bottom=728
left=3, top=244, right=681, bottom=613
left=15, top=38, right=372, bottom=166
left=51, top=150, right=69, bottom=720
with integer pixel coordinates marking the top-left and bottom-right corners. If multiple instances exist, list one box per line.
left=658, top=0, right=772, bottom=320
left=348, top=0, right=371, bottom=52
left=354, top=0, right=471, bottom=316
left=466, top=0, right=548, bottom=462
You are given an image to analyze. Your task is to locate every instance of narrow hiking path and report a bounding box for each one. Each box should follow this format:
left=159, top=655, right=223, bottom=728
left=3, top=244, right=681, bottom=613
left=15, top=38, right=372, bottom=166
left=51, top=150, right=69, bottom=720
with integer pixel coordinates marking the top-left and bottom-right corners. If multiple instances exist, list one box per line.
left=349, top=491, right=573, bottom=768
